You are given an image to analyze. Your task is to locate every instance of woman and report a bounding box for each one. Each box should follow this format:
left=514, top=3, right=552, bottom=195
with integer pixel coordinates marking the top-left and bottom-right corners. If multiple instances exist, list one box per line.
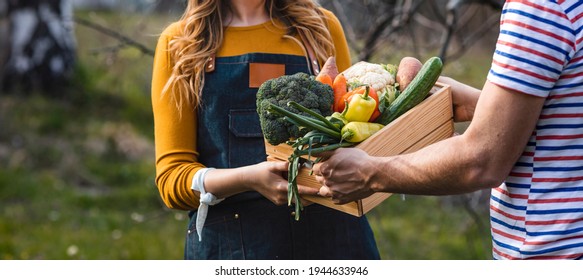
left=151, top=0, right=380, bottom=260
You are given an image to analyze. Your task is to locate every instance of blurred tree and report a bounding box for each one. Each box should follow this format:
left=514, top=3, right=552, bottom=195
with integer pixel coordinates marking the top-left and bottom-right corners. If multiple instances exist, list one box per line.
left=152, top=0, right=186, bottom=14
left=320, top=0, right=503, bottom=63
left=0, top=0, right=76, bottom=95
left=439, top=0, right=503, bottom=64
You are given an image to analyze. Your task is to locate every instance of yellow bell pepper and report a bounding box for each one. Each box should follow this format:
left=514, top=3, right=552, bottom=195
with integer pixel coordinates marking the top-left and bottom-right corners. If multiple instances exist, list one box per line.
left=344, top=85, right=377, bottom=122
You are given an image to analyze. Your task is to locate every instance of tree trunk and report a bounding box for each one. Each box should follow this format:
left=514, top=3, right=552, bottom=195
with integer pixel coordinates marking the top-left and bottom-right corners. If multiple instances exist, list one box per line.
left=0, top=0, right=76, bottom=94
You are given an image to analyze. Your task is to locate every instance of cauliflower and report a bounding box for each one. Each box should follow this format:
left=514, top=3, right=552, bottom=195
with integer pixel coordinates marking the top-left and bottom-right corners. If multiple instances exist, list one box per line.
left=342, top=61, right=396, bottom=96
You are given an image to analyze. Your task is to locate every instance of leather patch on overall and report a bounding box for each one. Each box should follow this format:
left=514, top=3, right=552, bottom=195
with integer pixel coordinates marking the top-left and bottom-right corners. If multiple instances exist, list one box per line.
left=248, top=63, right=285, bottom=88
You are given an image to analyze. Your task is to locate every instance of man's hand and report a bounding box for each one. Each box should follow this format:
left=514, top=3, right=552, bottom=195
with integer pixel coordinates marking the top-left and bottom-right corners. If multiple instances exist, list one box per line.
left=312, top=148, right=377, bottom=204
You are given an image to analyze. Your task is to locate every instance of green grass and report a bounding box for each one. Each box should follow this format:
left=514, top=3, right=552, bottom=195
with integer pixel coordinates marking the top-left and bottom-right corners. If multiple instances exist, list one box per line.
left=0, top=10, right=496, bottom=260
left=368, top=194, right=491, bottom=260
left=0, top=162, right=187, bottom=259
left=0, top=91, right=187, bottom=259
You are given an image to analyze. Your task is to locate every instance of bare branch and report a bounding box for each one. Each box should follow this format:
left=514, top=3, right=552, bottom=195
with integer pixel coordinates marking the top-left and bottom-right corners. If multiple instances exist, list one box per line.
left=444, top=11, right=500, bottom=62
left=331, top=0, right=357, bottom=46
left=438, top=5, right=457, bottom=64
left=360, top=0, right=427, bottom=61
left=73, top=16, right=155, bottom=57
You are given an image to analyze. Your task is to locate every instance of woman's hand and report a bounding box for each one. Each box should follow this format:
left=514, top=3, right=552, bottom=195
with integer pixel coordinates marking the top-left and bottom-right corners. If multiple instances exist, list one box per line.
left=244, top=161, right=319, bottom=206
left=312, top=148, right=377, bottom=204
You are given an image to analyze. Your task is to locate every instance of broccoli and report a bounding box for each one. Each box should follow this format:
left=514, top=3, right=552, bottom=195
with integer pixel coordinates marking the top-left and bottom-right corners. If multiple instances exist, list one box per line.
left=257, top=72, right=334, bottom=146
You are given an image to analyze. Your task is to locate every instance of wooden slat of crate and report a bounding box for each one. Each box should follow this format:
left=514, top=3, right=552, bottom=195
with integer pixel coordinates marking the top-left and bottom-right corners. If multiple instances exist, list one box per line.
left=264, top=141, right=293, bottom=161
left=356, top=84, right=453, bottom=157
left=265, top=83, right=453, bottom=216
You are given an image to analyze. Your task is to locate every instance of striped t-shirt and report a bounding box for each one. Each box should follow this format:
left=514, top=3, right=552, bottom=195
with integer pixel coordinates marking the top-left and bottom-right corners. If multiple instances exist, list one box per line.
left=487, top=0, right=583, bottom=259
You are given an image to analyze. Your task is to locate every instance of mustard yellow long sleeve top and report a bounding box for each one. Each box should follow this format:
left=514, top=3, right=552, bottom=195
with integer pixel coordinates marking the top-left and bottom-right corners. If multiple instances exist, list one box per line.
left=151, top=9, right=351, bottom=210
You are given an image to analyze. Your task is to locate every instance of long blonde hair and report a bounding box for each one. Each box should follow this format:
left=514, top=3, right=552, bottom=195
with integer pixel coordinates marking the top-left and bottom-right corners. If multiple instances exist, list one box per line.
left=163, top=0, right=335, bottom=110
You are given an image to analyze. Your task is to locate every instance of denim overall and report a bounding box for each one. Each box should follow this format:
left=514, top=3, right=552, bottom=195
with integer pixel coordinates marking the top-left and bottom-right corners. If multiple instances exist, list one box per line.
left=185, top=53, right=380, bottom=260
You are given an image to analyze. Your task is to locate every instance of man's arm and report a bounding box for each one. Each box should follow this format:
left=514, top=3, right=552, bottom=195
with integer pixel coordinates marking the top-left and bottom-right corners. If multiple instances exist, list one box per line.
left=314, top=81, right=545, bottom=204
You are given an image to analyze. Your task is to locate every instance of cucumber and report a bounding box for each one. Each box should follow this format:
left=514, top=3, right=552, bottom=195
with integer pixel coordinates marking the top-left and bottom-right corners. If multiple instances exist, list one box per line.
left=377, top=56, right=443, bottom=125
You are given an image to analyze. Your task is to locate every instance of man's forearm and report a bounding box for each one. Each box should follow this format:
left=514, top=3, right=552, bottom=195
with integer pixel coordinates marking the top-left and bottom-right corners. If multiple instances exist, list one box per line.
left=371, top=134, right=498, bottom=196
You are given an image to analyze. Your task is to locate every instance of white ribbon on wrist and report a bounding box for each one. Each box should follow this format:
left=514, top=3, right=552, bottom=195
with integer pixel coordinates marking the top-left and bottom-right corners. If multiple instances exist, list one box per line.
left=191, top=167, right=223, bottom=241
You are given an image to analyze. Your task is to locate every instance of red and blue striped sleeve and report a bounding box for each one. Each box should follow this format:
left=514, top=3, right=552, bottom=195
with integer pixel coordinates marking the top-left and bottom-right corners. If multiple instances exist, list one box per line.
left=487, top=0, right=577, bottom=97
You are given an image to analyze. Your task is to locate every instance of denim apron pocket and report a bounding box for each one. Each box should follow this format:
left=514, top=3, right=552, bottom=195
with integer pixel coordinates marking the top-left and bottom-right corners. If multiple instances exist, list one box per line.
left=228, top=109, right=265, bottom=168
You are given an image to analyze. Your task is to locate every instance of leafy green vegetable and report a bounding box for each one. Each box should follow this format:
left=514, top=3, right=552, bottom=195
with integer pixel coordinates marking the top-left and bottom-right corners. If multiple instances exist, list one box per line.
left=256, top=72, right=334, bottom=146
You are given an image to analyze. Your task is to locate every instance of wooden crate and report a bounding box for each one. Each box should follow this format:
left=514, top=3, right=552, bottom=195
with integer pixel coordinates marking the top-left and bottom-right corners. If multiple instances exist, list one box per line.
left=265, top=82, right=454, bottom=216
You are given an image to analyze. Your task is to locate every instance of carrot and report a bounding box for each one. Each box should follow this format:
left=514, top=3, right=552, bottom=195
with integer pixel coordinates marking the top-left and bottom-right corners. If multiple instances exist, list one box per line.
left=317, top=56, right=339, bottom=82
left=332, top=73, right=347, bottom=112
left=396, top=56, right=423, bottom=91
left=315, top=74, right=333, bottom=88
